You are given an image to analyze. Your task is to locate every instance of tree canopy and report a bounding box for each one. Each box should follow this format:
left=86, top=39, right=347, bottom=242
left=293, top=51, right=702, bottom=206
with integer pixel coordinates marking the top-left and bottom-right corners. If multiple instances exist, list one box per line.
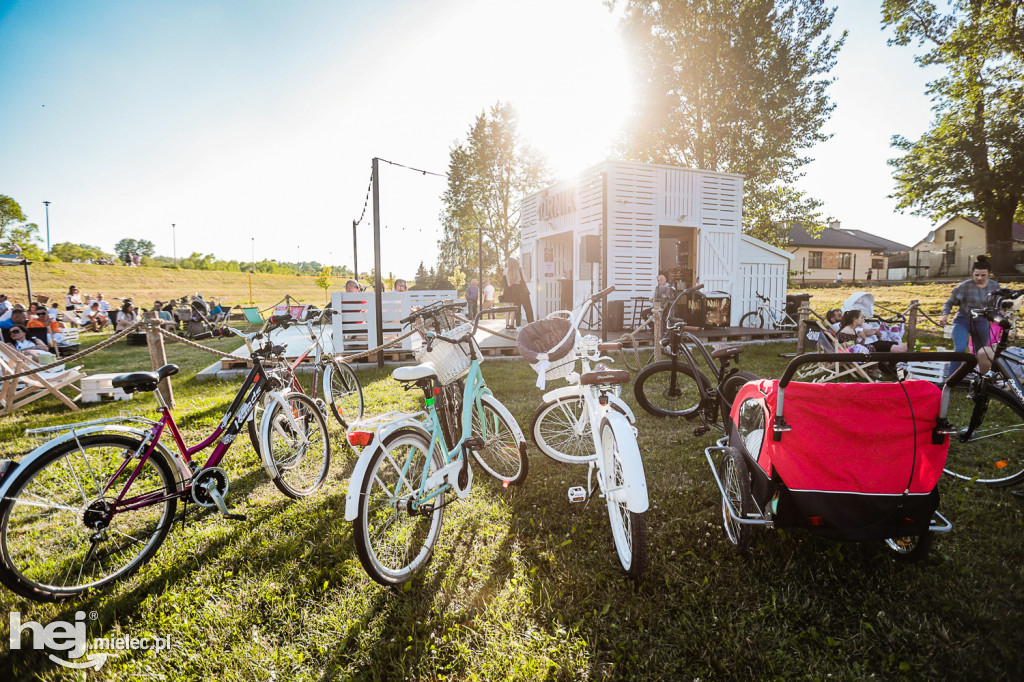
left=617, top=0, right=846, bottom=245
left=0, top=195, right=44, bottom=259
left=113, top=238, right=156, bottom=261
left=883, top=0, right=1024, bottom=273
left=438, top=102, right=550, bottom=276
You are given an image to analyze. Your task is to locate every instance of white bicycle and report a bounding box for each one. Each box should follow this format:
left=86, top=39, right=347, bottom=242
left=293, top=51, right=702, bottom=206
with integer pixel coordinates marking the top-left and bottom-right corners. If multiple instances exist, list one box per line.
left=519, top=287, right=648, bottom=578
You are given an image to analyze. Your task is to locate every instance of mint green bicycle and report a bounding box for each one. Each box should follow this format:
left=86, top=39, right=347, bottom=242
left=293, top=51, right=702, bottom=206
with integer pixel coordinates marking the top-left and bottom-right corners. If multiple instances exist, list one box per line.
left=343, top=303, right=527, bottom=586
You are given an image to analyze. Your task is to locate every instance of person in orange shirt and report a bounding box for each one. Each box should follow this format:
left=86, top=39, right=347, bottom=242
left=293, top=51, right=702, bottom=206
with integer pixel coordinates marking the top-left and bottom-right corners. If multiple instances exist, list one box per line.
left=27, top=308, right=63, bottom=345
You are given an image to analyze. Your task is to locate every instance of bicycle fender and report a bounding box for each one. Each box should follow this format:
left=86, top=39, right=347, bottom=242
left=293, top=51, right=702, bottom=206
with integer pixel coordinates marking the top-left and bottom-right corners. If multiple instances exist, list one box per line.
left=0, top=426, right=188, bottom=501
left=600, top=412, right=649, bottom=514
left=343, top=421, right=431, bottom=522
left=541, top=385, right=637, bottom=425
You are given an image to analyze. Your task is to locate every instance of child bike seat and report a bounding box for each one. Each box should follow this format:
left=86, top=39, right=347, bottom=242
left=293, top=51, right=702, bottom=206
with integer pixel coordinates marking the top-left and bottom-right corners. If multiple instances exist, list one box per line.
left=392, top=363, right=438, bottom=383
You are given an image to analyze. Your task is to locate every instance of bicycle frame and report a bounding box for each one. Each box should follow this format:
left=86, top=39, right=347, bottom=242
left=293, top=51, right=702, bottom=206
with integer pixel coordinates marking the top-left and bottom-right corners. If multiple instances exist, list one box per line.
left=84, top=362, right=278, bottom=517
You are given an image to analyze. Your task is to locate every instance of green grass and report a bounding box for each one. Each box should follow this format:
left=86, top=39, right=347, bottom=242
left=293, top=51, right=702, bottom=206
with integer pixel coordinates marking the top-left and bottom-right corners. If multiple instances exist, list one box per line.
left=1, top=335, right=1022, bottom=680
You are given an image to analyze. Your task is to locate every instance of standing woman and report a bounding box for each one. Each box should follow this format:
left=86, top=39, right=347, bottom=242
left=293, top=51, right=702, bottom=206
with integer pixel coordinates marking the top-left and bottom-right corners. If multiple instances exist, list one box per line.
left=940, top=258, right=1000, bottom=370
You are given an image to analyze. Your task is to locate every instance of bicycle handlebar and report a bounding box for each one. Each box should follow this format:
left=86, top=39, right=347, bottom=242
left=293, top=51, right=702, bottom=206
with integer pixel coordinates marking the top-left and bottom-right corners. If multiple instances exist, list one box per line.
left=590, top=285, right=615, bottom=302
left=399, top=300, right=467, bottom=326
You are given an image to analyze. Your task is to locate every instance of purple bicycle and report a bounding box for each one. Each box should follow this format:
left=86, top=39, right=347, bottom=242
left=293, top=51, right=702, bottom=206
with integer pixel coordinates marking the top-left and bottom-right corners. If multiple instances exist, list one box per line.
left=0, top=316, right=330, bottom=602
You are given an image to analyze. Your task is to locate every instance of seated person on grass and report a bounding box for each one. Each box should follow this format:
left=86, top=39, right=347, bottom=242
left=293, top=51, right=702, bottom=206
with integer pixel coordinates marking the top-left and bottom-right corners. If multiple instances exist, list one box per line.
left=27, top=309, right=65, bottom=346
left=84, top=302, right=109, bottom=331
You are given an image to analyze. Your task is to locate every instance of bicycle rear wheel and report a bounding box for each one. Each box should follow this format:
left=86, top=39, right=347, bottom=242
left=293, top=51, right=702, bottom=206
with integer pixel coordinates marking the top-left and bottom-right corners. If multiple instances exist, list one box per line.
left=353, top=428, right=445, bottom=586
left=633, top=359, right=708, bottom=418
left=600, top=419, right=646, bottom=578
left=943, top=383, right=1024, bottom=486
left=0, top=435, right=177, bottom=602
left=261, top=393, right=331, bottom=498
left=323, top=359, right=364, bottom=428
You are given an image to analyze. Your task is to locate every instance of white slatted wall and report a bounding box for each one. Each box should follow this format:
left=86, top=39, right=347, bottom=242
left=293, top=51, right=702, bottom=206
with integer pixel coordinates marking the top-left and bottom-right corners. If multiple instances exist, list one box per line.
left=658, top=167, right=700, bottom=227
left=608, top=164, right=657, bottom=321
left=737, top=263, right=787, bottom=318
left=699, top=174, right=742, bottom=322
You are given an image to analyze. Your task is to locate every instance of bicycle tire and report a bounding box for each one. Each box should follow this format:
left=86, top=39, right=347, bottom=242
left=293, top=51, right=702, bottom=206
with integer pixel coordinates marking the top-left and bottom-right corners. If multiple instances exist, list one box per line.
left=600, top=419, right=647, bottom=578
left=323, top=359, right=364, bottom=428
left=633, top=359, right=708, bottom=418
left=530, top=394, right=626, bottom=464
left=719, top=371, right=760, bottom=411
left=469, top=394, right=528, bottom=485
left=0, top=434, right=177, bottom=602
left=719, top=447, right=752, bottom=553
left=353, top=427, right=445, bottom=586
left=739, top=311, right=764, bottom=329
left=943, top=383, right=1024, bottom=486
left=261, top=392, right=331, bottom=498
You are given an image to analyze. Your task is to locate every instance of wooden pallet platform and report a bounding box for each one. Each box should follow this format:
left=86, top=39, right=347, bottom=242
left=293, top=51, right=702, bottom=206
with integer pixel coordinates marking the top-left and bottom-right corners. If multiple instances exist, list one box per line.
left=220, top=357, right=252, bottom=370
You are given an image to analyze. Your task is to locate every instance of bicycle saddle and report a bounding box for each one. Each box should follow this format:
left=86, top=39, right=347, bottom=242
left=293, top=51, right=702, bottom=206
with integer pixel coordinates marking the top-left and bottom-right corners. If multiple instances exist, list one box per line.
left=112, top=364, right=180, bottom=393
left=392, top=363, right=438, bottom=383
left=710, top=345, right=745, bottom=360
left=579, top=367, right=630, bottom=385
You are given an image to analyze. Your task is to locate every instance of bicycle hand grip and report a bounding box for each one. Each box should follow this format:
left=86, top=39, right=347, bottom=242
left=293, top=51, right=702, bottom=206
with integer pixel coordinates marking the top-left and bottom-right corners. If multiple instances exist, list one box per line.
left=193, top=331, right=213, bottom=340
left=590, top=286, right=615, bottom=302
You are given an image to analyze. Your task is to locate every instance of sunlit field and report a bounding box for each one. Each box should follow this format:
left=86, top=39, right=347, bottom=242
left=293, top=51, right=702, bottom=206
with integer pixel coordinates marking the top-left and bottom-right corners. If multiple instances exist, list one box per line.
left=1, top=320, right=1021, bottom=680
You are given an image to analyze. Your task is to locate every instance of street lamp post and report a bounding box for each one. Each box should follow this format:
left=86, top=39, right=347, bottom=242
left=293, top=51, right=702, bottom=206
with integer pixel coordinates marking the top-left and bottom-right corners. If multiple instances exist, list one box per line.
left=172, top=224, right=176, bottom=265
left=43, top=201, right=51, bottom=253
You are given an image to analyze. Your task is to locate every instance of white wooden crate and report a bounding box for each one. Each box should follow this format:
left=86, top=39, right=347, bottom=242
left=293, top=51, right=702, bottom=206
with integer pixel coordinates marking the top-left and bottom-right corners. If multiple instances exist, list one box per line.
left=81, top=373, right=133, bottom=403
left=906, top=361, right=948, bottom=384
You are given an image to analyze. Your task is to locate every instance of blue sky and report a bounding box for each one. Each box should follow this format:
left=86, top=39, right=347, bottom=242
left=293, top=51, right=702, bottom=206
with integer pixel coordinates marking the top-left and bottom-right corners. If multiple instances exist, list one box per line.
left=0, top=0, right=939, bottom=276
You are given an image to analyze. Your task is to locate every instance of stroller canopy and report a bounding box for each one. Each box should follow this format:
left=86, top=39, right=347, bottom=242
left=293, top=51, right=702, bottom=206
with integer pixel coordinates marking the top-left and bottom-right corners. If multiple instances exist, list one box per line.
left=841, top=292, right=875, bottom=316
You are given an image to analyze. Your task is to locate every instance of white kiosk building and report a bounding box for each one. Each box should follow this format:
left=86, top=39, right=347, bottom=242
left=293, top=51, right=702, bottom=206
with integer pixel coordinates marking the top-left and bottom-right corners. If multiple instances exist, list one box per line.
left=519, top=160, right=792, bottom=327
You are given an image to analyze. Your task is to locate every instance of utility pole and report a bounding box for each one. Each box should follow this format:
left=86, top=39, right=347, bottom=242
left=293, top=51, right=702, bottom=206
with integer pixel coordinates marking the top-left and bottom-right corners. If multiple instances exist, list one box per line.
left=372, top=158, right=384, bottom=368
left=43, top=201, right=51, bottom=253
left=352, top=219, right=358, bottom=283
left=172, top=224, right=176, bottom=265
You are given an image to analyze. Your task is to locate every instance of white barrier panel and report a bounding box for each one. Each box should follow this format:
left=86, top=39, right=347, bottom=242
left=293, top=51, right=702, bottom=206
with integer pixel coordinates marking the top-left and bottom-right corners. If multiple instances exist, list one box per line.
left=330, top=290, right=458, bottom=355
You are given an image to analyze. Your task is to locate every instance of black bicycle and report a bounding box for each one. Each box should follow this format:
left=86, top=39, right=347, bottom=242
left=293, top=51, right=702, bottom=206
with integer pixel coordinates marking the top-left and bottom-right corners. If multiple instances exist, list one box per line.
left=942, top=287, right=1024, bottom=486
left=633, top=309, right=759, bottom=436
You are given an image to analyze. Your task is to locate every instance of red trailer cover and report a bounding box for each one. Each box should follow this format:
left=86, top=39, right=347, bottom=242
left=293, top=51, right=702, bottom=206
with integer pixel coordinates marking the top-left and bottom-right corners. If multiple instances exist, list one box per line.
left=730, top=379, right=947, bottom=495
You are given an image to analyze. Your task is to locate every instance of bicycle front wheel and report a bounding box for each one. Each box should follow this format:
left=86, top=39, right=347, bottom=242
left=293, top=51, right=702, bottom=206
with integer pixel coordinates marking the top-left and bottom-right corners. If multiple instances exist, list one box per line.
left=739, top=312, right=764, bottom=329
left=531, top=394, right=627, bottom=464
left=323, top=359, right=364, bottom=428
left=353, top=428, right=445, bottom=586
left=470, top=395, right=528, bottom=485
left=600, top=420, right=646, bottom=578
left=633, top=359, right=707, bottom=418
left=943, top=383, right=1024, bottom=486
left=261, top=393, right=331, bottom=498
left=0, top=435, right=178, bottom=602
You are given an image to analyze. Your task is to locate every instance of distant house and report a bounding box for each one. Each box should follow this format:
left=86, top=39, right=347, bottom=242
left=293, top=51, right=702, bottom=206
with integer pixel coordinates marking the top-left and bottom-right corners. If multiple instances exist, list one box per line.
left=785, top=222, right=909, bottom=283
left=906, top=216, right=1024, bottom=278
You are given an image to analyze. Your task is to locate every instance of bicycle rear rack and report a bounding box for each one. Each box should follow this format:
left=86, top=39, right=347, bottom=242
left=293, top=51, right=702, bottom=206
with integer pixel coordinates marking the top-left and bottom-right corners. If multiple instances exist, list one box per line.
left=25, top=413, right=158, bottom=441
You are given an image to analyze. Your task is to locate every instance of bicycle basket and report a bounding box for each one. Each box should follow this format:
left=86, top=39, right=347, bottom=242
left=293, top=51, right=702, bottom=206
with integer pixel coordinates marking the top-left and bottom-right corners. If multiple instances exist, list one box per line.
left=517, top=318, right=579, bottom=387
left=415, top=322, right=476, bottom=385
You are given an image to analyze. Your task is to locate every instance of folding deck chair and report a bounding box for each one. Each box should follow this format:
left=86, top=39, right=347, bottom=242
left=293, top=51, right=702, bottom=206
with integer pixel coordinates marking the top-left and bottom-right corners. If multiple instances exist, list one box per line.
left=0, top=343, right=85, bottom=416
left=241, top=307, right=265, bottom=326
left=795, top=319, right=881, bottom=383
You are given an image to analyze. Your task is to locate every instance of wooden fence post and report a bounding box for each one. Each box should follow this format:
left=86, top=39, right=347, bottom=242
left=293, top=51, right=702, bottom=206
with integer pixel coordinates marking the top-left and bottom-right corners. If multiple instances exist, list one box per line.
left=796, top=302, right=811, bottom=354
left=653, top=307, right=663, bottom=362
left=145, top=313, right=174, bottom=408
left=908, top=300, right=919, bottom=350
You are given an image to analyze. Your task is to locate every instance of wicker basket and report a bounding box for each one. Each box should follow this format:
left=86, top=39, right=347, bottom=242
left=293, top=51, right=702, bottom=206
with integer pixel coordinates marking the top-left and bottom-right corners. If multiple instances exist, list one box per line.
left=543, top=349, right=579, bottom=382
left=415, top=323, right=475, bottom=385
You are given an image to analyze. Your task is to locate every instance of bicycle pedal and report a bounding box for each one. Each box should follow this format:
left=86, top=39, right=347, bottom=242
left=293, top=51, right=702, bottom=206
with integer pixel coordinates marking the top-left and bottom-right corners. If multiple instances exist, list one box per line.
left=693, top=426, right=710, bottom=437
left=568, top=486, right=587, bottom=503
left=221, top=512, right=247, bottom=521
left=463, top=437, right=485, bottom=450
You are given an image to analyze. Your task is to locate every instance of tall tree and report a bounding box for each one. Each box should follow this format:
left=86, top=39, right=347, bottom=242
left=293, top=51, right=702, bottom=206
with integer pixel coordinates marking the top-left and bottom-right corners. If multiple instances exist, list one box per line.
left=113, top=238, right=156, bottom=261
left=0, top=195, right=44, bottom=258
left=883, top=0, right=1024, bottom=274
left=617, top=0, right=846, bottom=245
left=439, top=102, right=550, bottom=275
